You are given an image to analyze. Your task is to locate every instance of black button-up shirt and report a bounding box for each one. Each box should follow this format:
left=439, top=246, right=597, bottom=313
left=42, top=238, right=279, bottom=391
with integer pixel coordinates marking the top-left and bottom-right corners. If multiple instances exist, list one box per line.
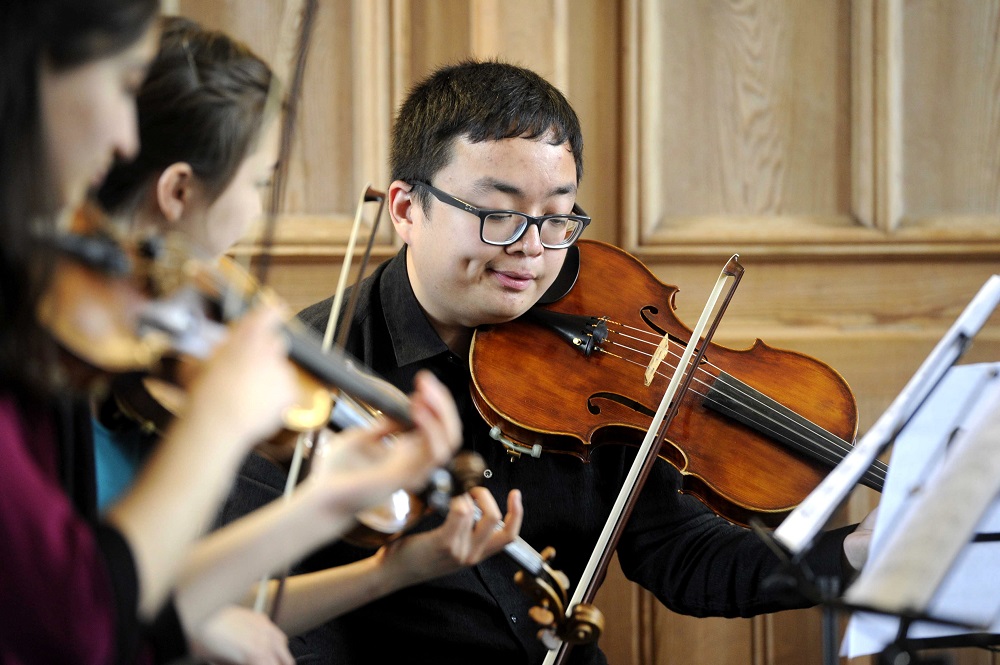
left=219, top=247, right=851, bottom=664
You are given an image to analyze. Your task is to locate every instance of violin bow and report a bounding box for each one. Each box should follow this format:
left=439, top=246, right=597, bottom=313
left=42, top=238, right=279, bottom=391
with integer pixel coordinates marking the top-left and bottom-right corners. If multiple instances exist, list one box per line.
left=248, top=0, right=319, bottom=619
left=321, top=193, right=594, bottom=635
left=321, top=184, right=387, bottom=352
left=251, top=0, right=316, bottom=286
left=314, top=185, right=605, bottom=646
left=543, top=254, right=745, bottom=665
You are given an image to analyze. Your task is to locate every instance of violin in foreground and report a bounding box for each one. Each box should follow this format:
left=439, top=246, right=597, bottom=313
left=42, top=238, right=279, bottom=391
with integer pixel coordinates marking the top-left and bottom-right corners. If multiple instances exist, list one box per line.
left=36, top=204, right=408, bottom=423
left=37, top=204, right=604, bottom=647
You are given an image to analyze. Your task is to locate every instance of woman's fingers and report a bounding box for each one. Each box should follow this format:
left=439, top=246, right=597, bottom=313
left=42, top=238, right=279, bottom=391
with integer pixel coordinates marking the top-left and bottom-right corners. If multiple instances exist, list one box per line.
left=466, top=487, right=521, bottom=559
left=188, top=605, right=293, bottom=665
left=187, top=303, right=297, bottom=447
left=410, top=370, right=462, bottom=464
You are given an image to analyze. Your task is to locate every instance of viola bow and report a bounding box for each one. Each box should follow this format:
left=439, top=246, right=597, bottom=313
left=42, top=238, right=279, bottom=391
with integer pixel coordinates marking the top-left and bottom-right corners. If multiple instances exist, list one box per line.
left=249, top=0, right=319, bottom=619
left=544, top=254, right=745, bottom=664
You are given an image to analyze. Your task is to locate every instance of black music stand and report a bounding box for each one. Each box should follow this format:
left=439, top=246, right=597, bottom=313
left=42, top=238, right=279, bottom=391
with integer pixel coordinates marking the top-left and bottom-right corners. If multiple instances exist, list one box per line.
left=757, top=276, right=1000, bottom=665
left=756, top=363, right=1000, bottom=665
left=841, top=362, right=1000, bottom=663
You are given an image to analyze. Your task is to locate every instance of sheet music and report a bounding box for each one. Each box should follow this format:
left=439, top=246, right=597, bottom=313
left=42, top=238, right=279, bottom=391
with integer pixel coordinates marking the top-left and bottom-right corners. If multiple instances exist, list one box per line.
left=843, top=363, right=1000, bottom=657
left=773, top=275, right=1000, bottom=555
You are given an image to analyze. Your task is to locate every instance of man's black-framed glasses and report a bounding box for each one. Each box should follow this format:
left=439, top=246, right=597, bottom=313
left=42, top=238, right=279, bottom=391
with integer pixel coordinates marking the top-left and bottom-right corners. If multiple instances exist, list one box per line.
left=410, top=180, right=590, bottom=249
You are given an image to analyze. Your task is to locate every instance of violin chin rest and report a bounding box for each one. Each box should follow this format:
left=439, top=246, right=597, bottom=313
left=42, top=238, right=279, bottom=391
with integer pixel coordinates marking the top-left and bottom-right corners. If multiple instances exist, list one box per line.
left=537, top=244, right=580, bottom=304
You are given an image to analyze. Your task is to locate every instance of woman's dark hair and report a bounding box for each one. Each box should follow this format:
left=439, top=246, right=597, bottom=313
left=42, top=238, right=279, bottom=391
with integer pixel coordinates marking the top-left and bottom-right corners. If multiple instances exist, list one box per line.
left=0, top=0, right=158, bottom=396
left=390, top=59, right=584, bottom=210
left=98, top=16, right=275, bottom=215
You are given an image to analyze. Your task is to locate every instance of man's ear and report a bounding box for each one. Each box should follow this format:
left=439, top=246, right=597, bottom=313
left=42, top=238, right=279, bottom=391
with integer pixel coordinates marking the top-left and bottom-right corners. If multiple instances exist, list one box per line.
left=388, top=180, right=420, bottom=244
left=155, top=162, right=196, bottom=224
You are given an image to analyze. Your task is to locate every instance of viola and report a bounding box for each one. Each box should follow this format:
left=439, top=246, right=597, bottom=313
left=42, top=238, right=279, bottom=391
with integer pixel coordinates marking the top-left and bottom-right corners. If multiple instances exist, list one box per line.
left=470, top=239, right=885, bottom=528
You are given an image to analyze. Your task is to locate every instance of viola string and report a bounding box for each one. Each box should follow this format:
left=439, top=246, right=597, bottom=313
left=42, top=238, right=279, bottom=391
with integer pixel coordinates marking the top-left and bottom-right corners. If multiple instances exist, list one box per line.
left=608, top=329, right=888, bottom=478
left=601, top=336, right=887, bottom=479
left=583, top=320, right=887, bottom=481
left=614, top=327, right=889, bottom=479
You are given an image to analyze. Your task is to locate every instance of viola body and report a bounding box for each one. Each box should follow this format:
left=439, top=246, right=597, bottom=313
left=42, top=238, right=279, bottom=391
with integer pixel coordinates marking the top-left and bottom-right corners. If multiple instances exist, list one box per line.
left=470, top=240, right=861, bottom=528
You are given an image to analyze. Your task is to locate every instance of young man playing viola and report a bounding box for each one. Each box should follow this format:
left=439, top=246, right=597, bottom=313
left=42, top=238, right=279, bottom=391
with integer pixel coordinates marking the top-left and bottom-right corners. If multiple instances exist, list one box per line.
left=225, top=59, right=874, bottom=664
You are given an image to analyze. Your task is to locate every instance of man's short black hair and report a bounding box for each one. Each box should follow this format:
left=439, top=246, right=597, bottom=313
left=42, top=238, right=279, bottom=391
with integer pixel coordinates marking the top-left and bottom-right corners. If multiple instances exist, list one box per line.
left=390, top=59, right=584, bottom=204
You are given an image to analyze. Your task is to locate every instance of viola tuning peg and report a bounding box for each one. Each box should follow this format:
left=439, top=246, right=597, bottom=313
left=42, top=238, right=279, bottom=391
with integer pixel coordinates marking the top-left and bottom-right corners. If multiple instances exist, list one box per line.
left=552, top=569, right=570, bottom=591
left=529, top=605, right=556, bottom=628
left=567, top=624, right=596, bottom=645
left=536, top=628, right=563, bottom=651
left=512, top=570, right=537, bottom=597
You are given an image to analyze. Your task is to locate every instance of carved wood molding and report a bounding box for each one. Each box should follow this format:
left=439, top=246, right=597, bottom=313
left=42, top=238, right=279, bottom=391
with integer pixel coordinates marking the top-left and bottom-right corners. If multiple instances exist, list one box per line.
left=232, top=213, right=393, bottom=257
left=634, top=214, right=1000, bottom=259
left=622, top=0, right=1000, bottom=259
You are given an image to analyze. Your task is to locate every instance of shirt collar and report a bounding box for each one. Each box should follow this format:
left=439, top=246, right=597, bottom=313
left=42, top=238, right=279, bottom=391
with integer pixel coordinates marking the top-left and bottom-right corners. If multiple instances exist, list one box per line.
left=380, top=247, right=451, bottom=367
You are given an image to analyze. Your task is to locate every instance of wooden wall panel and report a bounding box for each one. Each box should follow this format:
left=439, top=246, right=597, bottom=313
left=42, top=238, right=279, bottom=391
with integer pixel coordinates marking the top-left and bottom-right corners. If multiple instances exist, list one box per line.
left=396, top=0, right=622, bottom=246
left=651, top=0, right=849, bottom=216
left=395, top=0, right=474, bottom=79
left=650, top=613, right=755, bottom=665
left=169, top=1, right=1000, bottom=664
left=902, top=0, right=1000, bottom=218
left=176, top=0, right=395, bottom=257
left=562, top=0, right=622, bottom=246
left=627, top=0, right=855, bottom=252
left=626, top=0, right=1000, bottom=256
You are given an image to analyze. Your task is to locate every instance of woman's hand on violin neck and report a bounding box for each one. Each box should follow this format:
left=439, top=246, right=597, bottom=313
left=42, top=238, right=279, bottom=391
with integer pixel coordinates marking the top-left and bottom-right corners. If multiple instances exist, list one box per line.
left=185, top=303, right=297, bottom=448
left=303, top=370, right=462, bottom=517
left=408, top=369, right=464, bottom=472
left=379, top=488, right=524, bottom=586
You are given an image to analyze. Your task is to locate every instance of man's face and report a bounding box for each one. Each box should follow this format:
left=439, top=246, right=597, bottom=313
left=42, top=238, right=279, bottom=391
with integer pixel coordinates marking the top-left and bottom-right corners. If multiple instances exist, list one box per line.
left=393, top=133, right=578, bottom=345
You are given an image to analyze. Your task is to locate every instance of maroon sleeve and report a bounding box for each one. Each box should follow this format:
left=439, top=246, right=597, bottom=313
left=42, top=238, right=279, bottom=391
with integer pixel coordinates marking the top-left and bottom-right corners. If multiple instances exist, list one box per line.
left=0, top=398, right=145, bottom=664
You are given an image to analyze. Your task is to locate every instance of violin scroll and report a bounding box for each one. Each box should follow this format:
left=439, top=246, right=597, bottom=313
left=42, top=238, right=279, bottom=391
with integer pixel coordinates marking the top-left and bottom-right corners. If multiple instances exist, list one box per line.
left=515, top=546, right=604, bottom=649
